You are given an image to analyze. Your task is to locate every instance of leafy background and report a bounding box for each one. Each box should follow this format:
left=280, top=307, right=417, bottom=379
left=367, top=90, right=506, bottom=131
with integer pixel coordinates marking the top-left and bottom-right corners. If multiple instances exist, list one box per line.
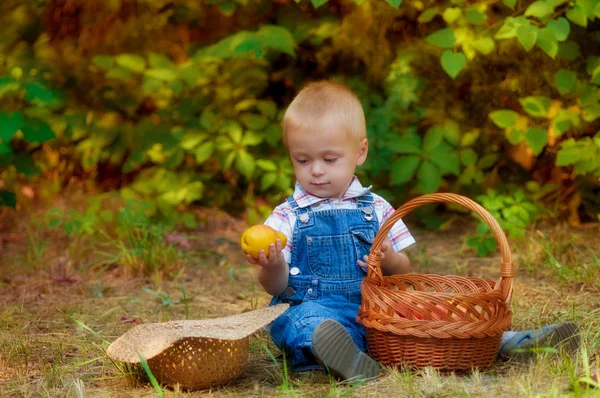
left=1, top=0, right=599, bottom=242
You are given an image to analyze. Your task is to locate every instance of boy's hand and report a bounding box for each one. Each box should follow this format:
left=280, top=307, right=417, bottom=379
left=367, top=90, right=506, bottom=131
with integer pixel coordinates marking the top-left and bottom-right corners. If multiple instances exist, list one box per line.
left=357, top=238, right=392, bottom=268
left=246, top=238, right=285, bottom=268
left=357, top=237, right=411, bottom=275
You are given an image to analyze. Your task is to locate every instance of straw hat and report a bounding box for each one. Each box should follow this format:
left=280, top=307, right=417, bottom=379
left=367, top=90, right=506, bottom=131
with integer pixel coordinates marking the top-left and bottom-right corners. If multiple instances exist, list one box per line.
left=107, top=304, right=289, bottom=390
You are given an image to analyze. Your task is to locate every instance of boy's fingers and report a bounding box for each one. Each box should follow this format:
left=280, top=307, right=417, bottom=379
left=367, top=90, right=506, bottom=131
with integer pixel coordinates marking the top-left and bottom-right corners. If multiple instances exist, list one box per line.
left=258, top=250, right=268, bottom=265
left=246, top=254, right=259, bottom=264
left=268, top=243, right=277, bottom=261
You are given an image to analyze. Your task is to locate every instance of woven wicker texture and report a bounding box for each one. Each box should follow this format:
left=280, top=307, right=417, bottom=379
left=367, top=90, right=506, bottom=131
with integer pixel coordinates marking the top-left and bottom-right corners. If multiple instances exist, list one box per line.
left=107, top=304, right=288, bottom=390
left=358, top=193, right=514, bottom=371
left=147, top=337, right=249, bottom=390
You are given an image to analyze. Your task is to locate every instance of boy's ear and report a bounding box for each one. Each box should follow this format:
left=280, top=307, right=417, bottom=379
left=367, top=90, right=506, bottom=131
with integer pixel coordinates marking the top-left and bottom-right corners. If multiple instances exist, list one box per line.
left=356, top=138, right=368, bottom=166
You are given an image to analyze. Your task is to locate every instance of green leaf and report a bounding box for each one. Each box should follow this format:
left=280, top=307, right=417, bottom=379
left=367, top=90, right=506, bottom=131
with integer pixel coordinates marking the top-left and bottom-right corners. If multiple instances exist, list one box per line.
left=519, top=96, right=551, bottom=118
left=0, top=189, right=16, bottom=208
left=460, top=148, right=478, bottom=166
left=144, top=68, right=178, bottom=81
left=494, top=16, right=528, bottom=39
left=24, top=83, right=56, bottom=105
left=418, top=160, right=442, bottom=193
left=13, top=152, right=40, bottom=176
left=503, top=0, right=517, bottom=9
left=566, top=5, right=588, bottom=27
left=536, top=28, right=559, bottom=58
left=0, top=110, right=24, bottom=142
left=418, top=8, right=439, bottom=23
left=385, top=0, right=402, bottom=7
left=441, top=51, right=466, bottom=79
left=516, top=24, right=538, bottom=51
left=465, top=9, right=488, bottom=25
left=221, top=120, right=243, bottom=143
left=21, top=119, right=56, bottom=143
left=525, top=1, right=554, bottom=19
left=423, top=126, right=444, bottom=151
left=241, top=131, right=263, bottom=146
left=0, top=142, right=13, bottom=165
left=558, top=40, right=581, bottom=60
left=489, top=110, right=519, bottom=128
left=389, top=132, right=422, bottom=154
left=429, top=146, right=460, bottom=175
left=442, top=120, right=461, bottom=146
left=390, top=155, right=421, bottom=185
left=115, top=54, right=146, bottom=73
left=547, top=17, right=570, bottom=41
left=552, top=109, right=580, bottom=134
left=237, top=149, right=255, bottom=179
left=256, top=159, right=278, bottom=171
left=443, top=8, right=463, bottom=24
left=92, top=55, right=114, bottom=70
left=218, top=1, right=236, bottom=15
left=556, top=139, right=581, bottom=165
left=507, top=129, right=525, bottom=144
left=425, top=29, right=456, bottom=48
left=240, top=114, right=269, bottom=130
left=195, top=142, right=214, bottom=164
left=473, top=37, right=496, bottom=54
left=582, top=103, right=600, bottom=122
left=106, top=66, right=132, bottom=81
left=223, top=151, right=236, bottom=170
left=310, top=0, right=328, bottom=7
left=261, top=172, right=278, bottom=190
left=148, top=53, right=174, bottom=68
left=555, top=69, right=577, bottom=94
left=256, top=25, right=297, bottom=57
left=122, top=149, right=147, bottom=173
left=461, top=129, right=480, bottom=147
left=525, top=127, right=548, bottom=155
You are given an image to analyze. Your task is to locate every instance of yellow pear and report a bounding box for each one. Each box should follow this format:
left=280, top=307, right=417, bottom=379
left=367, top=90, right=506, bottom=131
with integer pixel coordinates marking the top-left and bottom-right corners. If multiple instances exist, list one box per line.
left=241, top=225, right=287, bottom=259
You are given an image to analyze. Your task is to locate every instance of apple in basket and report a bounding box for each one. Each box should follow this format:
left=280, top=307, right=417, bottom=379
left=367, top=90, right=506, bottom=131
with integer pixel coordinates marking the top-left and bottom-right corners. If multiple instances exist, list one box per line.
left=241, top=225, right=287, bottom=259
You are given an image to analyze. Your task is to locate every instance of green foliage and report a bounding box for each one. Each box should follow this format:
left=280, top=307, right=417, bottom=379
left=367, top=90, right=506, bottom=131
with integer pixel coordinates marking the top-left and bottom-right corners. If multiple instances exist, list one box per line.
left=467, top=189, right=543, bottom=256
left=1, top=0, right=599, bottom=228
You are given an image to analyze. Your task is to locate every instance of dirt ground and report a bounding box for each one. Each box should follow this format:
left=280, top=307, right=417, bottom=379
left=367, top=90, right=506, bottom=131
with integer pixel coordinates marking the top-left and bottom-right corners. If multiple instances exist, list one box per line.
left=1, top=204, right=599, bottom=397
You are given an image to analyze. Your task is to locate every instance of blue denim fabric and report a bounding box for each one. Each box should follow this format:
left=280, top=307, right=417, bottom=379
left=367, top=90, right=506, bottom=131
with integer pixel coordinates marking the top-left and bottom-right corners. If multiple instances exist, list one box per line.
left=269, top=193, right=379, bottom=370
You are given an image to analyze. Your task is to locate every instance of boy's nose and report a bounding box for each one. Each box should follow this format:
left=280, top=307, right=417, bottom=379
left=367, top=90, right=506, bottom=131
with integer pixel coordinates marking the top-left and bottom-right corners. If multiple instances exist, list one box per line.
left=311, top=162, right=324, bottom=176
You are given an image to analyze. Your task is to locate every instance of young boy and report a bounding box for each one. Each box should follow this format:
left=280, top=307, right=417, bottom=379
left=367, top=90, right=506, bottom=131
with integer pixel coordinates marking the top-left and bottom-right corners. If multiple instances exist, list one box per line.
left=246, top=81, right=580, bottom=381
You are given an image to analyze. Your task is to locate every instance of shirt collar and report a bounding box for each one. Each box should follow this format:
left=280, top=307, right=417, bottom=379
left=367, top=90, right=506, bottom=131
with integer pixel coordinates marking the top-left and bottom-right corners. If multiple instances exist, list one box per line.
left=291, top=176, right=372, bottom=208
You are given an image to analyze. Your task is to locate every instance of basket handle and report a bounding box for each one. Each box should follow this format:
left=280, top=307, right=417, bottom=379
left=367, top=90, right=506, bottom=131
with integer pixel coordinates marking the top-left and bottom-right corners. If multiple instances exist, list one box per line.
left=367, top=193, right=513, bottom=302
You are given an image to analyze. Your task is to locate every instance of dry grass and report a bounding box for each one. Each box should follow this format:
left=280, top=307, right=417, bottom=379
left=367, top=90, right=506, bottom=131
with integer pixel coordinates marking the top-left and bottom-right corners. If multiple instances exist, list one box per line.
left=1, top=198, right=599, bottom=397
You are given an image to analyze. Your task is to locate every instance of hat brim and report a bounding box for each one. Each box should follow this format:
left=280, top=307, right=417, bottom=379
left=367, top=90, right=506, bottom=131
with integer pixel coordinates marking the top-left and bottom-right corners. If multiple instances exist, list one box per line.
left=107, top=303, right=289, bottom=363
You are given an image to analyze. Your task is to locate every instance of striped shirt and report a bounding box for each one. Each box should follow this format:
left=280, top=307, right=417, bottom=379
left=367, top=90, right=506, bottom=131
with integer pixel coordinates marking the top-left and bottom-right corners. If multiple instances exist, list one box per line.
left=264, top=176, right=415, bottom=264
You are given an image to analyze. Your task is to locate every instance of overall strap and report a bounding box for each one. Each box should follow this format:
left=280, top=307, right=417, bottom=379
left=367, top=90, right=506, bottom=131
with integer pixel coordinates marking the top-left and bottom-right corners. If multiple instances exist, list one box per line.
left=356, top=192, right=376, bottom=222
left=285, top=196, right=314, bottom=227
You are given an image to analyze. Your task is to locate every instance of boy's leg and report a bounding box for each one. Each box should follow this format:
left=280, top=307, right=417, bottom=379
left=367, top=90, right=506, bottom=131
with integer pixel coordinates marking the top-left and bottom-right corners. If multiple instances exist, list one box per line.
left=498, top=322, right=580, bottom=362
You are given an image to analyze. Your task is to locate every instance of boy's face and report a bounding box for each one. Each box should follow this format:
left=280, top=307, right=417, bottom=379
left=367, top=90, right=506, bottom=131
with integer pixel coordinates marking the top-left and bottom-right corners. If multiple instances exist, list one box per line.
left=286, top=118, right=368, bottom=199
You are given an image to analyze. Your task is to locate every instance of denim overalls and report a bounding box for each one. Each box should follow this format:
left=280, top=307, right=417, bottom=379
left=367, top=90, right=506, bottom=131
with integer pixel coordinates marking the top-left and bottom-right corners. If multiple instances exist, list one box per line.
left=269, top=192, right=379, bottom=370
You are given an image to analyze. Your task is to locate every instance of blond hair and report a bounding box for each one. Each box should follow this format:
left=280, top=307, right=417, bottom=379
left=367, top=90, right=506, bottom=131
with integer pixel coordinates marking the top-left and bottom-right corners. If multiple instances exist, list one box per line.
left=282, top=80, right=366, bottom=146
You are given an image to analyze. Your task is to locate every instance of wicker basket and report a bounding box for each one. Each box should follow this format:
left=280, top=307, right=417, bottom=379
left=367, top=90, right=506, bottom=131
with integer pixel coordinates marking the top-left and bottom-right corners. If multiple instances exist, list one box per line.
left=357, top=193, right=514, bottom=371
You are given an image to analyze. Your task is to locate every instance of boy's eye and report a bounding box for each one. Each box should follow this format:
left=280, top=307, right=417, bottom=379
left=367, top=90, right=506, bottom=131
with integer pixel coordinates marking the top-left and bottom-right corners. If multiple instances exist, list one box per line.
left=324, top=158, right=338, bottom=163
left=296, top=159, right=308, bottom=164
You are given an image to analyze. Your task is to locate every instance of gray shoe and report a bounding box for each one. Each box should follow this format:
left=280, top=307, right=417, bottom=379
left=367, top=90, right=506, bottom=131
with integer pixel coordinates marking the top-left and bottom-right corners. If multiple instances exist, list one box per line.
left=312, top=319, right=380, bottom=381
left=499, top=322, right=580, bottom=362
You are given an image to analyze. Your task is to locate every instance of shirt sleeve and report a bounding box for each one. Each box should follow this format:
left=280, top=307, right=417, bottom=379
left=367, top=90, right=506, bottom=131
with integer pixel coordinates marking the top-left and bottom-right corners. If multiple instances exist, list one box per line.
left=263, top=204, right=293, bottom=264
left=379, top=199, right=416, bottom=252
